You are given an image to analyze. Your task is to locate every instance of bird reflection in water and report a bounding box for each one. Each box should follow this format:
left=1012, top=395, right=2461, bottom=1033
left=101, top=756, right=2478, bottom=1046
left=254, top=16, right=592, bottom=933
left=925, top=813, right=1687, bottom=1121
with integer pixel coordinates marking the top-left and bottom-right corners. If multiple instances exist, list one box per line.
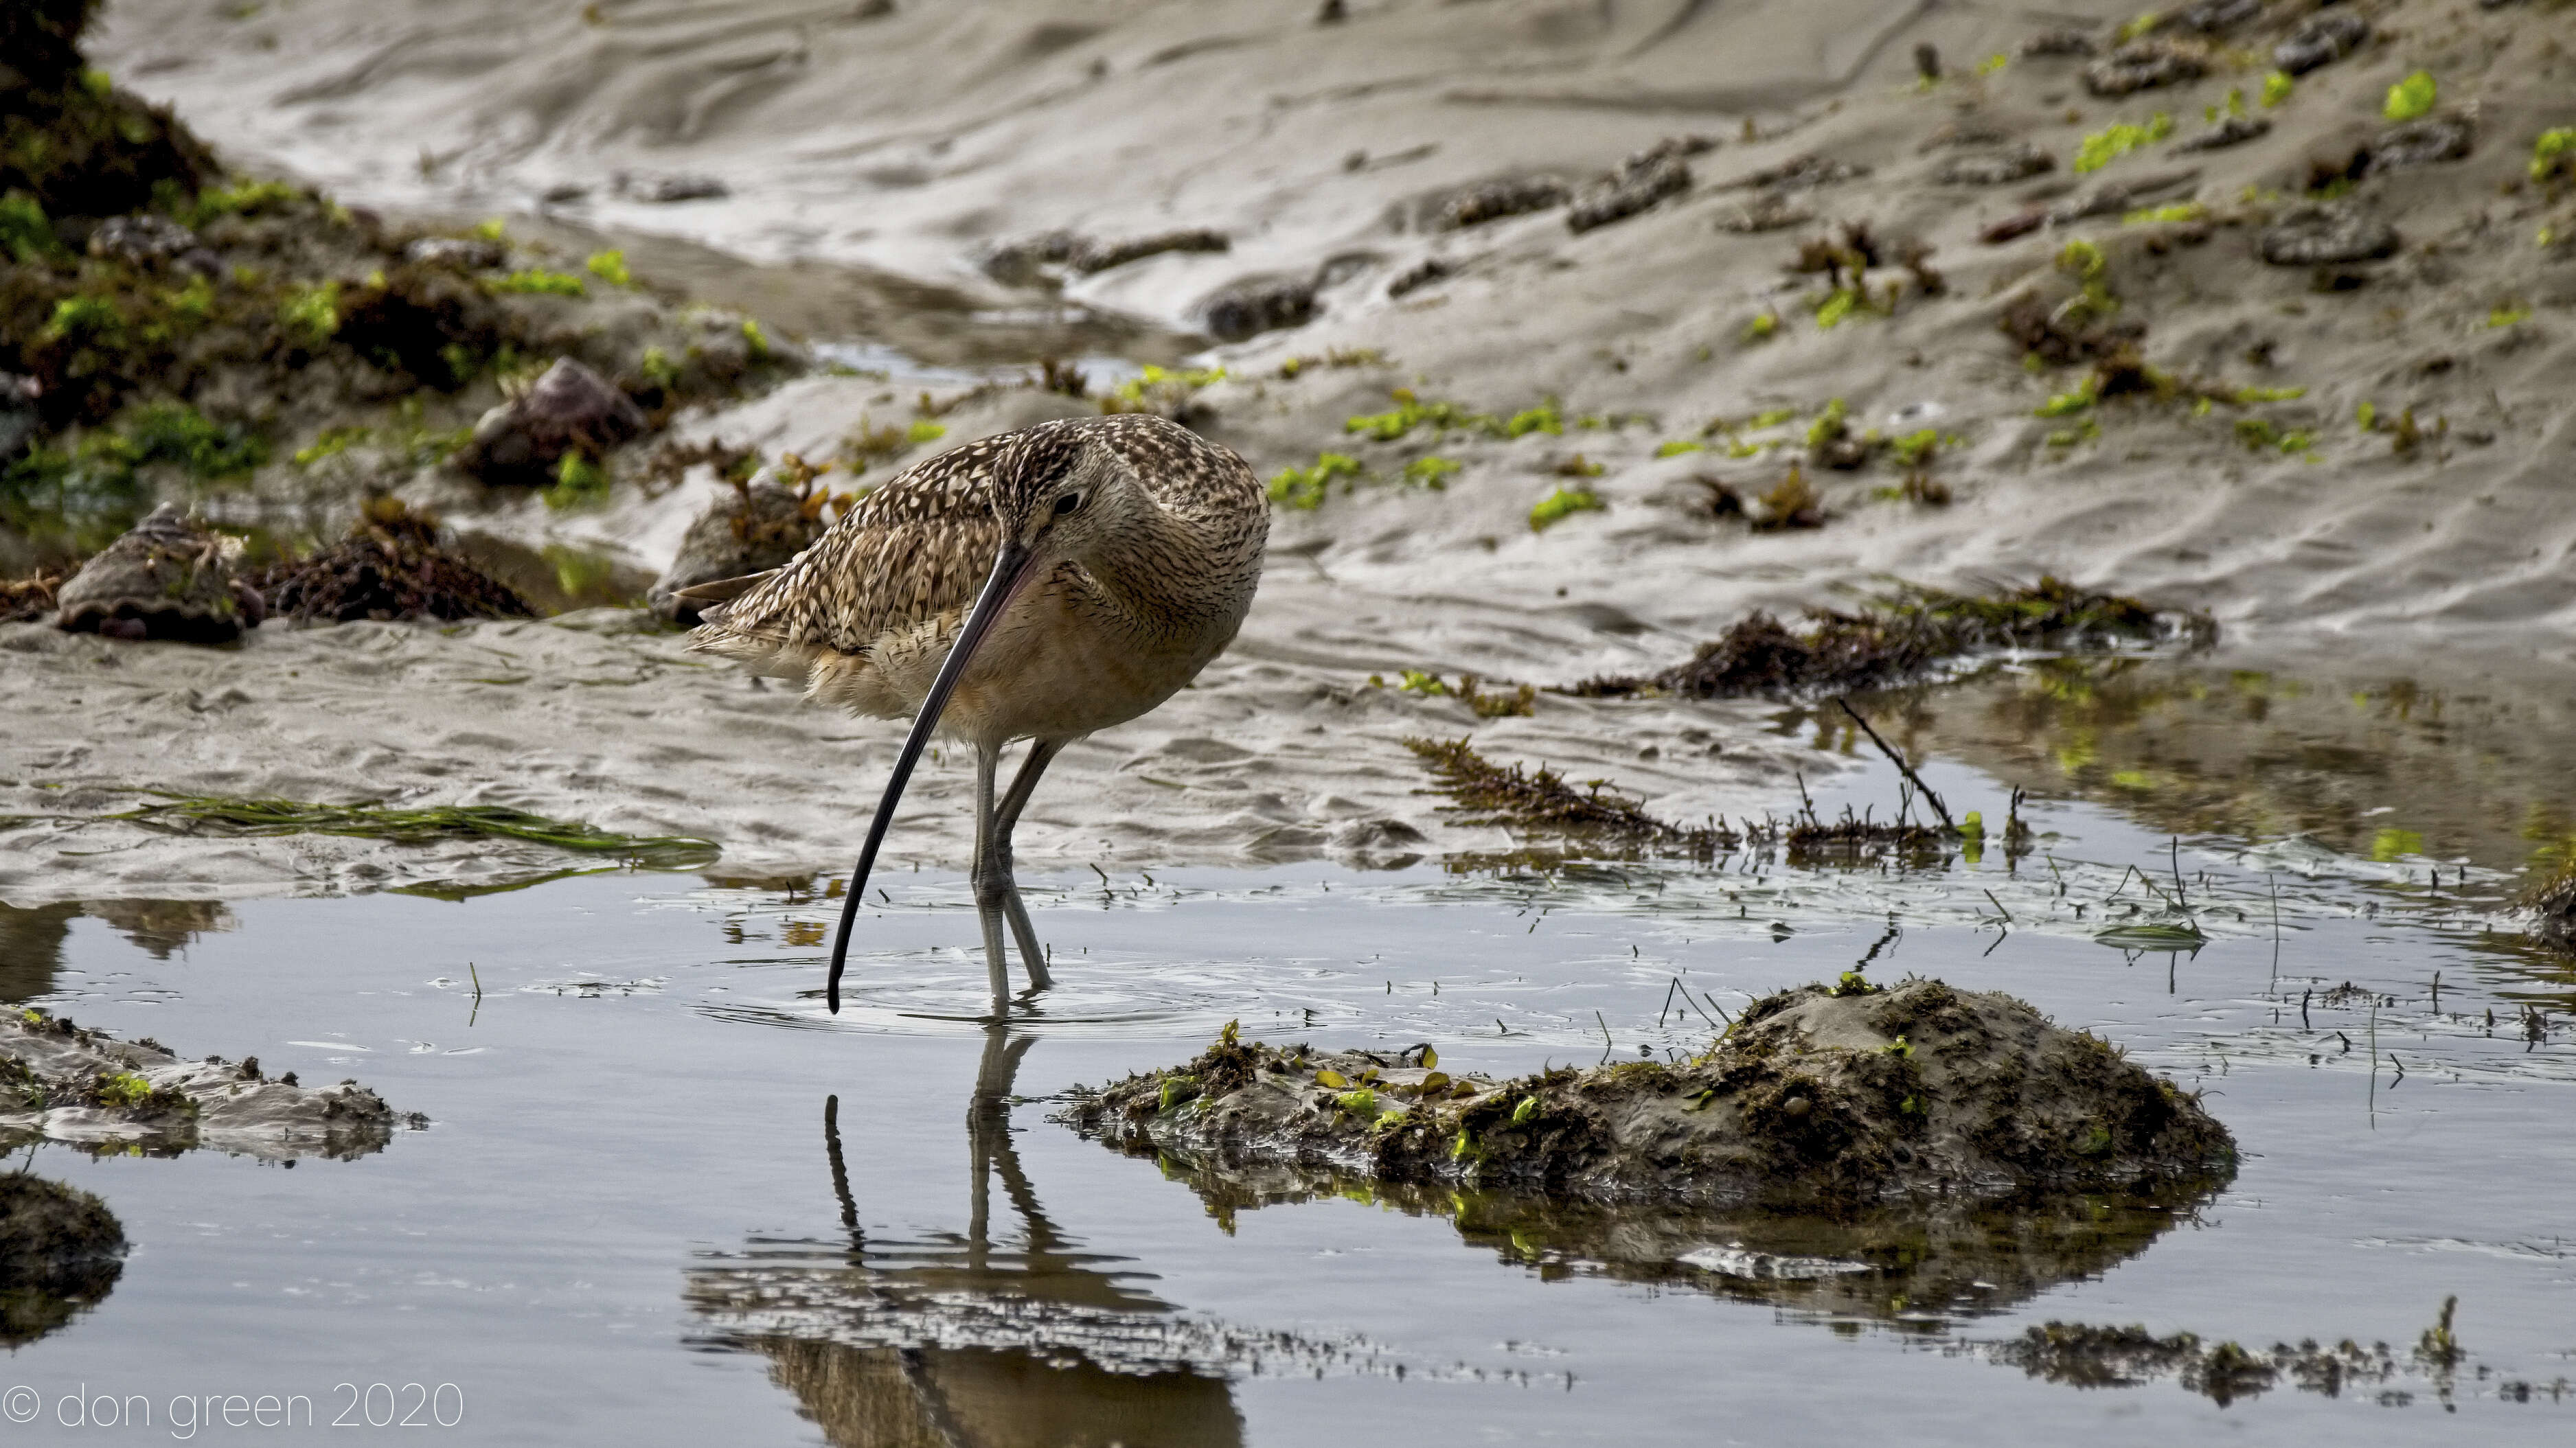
left=684, top=1026, right=1262, bottom=1448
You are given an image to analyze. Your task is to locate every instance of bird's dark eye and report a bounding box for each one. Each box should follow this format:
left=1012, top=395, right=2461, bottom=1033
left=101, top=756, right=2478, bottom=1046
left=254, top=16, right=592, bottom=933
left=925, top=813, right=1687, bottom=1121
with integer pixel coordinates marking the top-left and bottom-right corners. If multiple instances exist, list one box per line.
left=1053, top=492, right=1082, bottom=517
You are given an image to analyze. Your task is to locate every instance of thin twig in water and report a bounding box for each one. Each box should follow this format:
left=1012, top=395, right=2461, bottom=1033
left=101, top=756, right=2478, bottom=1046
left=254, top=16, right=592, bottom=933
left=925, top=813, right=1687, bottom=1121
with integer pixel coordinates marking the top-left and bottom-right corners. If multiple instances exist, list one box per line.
left=1983, top=888, right=2014, bottom=923
left=1836, top=700, right=1954, bottom=829
left=1595, top=1009, right=1614, bottom=1064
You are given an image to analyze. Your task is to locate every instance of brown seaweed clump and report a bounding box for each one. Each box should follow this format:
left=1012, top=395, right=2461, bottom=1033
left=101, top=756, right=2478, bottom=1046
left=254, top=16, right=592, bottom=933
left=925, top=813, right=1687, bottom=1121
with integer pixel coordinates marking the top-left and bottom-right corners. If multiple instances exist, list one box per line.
left=0, top=563, right=70, bottom=623
left=1565, top=578, right=2210, bottom=700
left=1065, top=979, right=2236, bottom=1211
left=255, top=497, right=534, bottom=624
left=1402, top=737, right=1749, bottom=855
left=52, top=503, right=260, bottom=642
left=0, top=1173, right=126, bottom=1349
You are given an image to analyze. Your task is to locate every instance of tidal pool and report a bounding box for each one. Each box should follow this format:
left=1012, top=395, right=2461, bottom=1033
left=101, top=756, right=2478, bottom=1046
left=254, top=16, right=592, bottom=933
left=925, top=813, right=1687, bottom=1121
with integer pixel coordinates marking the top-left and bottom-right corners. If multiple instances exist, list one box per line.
left=4, top=755, right=2571, bottom=1444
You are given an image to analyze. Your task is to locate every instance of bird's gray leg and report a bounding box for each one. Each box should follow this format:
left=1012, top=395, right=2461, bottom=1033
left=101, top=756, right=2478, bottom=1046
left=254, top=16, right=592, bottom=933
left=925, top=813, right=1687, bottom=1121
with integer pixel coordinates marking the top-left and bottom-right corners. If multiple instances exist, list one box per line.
left=992, top=739, right=1063, bottom=990
left=968, top=742, right=1012, bottom=1016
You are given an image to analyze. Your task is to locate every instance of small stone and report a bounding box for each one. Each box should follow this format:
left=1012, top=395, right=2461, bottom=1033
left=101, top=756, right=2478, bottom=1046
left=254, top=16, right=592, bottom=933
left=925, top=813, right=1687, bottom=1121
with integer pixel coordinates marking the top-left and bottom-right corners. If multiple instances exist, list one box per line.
left=450, top=357, right=647, bottom=485
left=2273, top=12, right=2369, bottom=76
left=1718, top=193, right=1815, bottom=233
left=1436, top=175, right=1571, bottom=230
left=2020, top=29, right=2097, bottom=58
left=87, top=213, right=198, bottom=264
left=1782, top=1096, right=1811, bottom=1117
left=2176, top=115, right=2271, bottom=153
left=2257, top=203, right=2399, bottom=266
left=1195, top=274, right=1317, bottom=342
left=613, top=170, right=731, bottom=203
left=403, top=235, right=506, bottom=271
left=2369, top=114, right=2475, bottom=172
left=2084, top=39, right=2207, bottom=97
left=1567, top=154, right=1691, bottom=233
left=1385, top=256, right=1453, bottom=299
left=1913, top=43, right=1941, bottom=82
left=1938, top=144, right=2055, bottom=185
left=2175, top=0, right=2259, bottom=32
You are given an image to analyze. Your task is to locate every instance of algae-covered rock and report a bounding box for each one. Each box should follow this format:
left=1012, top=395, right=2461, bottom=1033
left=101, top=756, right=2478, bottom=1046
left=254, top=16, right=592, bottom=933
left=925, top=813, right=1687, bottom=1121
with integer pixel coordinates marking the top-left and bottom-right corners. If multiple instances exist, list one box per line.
left=2257, top=203, right=2399, bottom=266
left=1065, top=979, right=2234, bottom=1210
left=0, top=1173, right=124, bottom=1349
left=2524, top=862, right=2576, bottom=954
left=0, top=1007, right=420, bottom=1162
left=52, top=503, right=259, bottom=643
left=1195, top=274, right=1317, bottom=343
left=649, top=475, right=830, bottom=625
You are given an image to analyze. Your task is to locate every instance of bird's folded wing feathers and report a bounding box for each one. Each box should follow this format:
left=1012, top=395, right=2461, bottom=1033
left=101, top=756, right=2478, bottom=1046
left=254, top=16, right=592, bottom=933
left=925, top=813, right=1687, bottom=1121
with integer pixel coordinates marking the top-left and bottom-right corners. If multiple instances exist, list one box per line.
left=685, top=437, right=1014, bottom=656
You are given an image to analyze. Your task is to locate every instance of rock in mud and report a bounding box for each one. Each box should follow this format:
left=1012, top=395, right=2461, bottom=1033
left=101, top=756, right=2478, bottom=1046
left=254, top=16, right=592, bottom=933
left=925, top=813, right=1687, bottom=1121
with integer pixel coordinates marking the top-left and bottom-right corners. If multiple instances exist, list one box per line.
left=2174, top=0, right=2261, bottom=32
left=1937, top=144, right=2055, bottom=186
left=2020, top=30, right=2097, bottom=58
left=1195, top=273, right=1317, bottom=342
left=2369, top=113, right=2476, bottom=172
left=650, top=475, right=831, bottom=625
left=87, top=212, right=211, bottom=271
left=1384, top=256, right=1453, bottom=298
left=402, top=235, right=507, bottom=271
left=0, top=1173, right=125, bottom=1349
left=1435, top=175, right=1571, bottom=230
left=1720, top=152, right=1867, bottom=194
left=2084, top=39, right=2207, bottom=97
left=2257, top=203, right=2399, bottom=266
left=1067, top=979, right=2234, bottom=1210
left=2176, top=115, right=2271, bottom=153
left=450, top=356, right=647, bottom=486
left=980, top=227, right=1230, bottom=286
left=2272, top=12, right=2370, bottom=75
left=1567, top=152, right=1692, bottom=233
left=256, top=497, right=535, bottom=624
left=1716, top=192, right=1814, bottom=233
left=0, top=1008, right=418, bottom=1162
left=614, top=170, right=731, bottom=203
left=52, top=503, right=261, bottom=643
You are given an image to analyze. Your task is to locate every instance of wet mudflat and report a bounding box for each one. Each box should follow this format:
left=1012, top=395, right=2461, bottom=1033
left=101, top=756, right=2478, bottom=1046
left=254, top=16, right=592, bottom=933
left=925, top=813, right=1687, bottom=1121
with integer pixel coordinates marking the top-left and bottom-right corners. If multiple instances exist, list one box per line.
left=5, top=746, right=2571, bottom=1445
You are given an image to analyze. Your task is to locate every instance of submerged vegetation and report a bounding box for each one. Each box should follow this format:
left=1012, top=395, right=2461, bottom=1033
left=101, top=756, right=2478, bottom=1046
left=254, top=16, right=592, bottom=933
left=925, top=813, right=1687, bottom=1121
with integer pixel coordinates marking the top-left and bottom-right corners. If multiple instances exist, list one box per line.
left=1569, top=578, right=2209, bottom=701
left=102, top=794, right=718, bottom=866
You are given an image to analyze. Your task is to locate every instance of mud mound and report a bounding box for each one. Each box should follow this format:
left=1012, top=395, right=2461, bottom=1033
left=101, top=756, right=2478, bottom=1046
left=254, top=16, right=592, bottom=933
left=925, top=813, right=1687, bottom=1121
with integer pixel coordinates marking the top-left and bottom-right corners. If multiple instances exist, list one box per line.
left=1066, top=980, right=2234, bottom=1211
left=0, top=1007, right=420, bottom=1162
left=52, top=502, right=259, bottom=642
left=0, top=1172, right=125, bottom=1350
left=1567, top=579, right=2209, bottom=700
left=257, top=498, right=532, bottom=623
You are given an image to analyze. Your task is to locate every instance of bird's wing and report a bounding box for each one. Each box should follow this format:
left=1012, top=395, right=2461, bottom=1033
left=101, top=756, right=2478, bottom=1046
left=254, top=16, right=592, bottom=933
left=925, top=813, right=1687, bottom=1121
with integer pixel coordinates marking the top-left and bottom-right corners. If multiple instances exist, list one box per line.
left=687, top=434, right=1013, bottom=658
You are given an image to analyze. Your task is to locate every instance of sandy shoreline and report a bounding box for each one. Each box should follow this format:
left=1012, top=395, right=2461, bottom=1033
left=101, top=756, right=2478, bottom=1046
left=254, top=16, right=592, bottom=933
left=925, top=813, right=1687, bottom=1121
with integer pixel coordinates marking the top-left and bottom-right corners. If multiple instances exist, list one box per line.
left=10, top=0, right=2574, bottom=904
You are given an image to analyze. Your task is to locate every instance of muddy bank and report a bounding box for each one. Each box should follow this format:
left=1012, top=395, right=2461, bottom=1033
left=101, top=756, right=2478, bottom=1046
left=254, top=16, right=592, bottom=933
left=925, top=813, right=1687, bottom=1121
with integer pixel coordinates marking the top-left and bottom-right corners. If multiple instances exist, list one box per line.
left=0, top=1007, right=418, bottom=1161
left=0, top=1173, right=124, bottom=1350
left=1065, top=979, right=2233, bottom=1210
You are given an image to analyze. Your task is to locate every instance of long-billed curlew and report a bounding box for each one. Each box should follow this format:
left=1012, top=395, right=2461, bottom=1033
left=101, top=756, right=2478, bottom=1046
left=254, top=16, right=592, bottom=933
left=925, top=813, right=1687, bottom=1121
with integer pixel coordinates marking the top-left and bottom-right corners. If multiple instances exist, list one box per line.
left=682, top=414, right=1267, bottom=1015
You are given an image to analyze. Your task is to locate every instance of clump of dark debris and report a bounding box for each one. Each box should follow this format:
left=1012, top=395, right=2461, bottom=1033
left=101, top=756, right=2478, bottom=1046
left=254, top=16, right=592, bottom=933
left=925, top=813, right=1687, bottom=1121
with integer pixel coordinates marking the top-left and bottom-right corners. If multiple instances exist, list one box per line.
left=2523, top=862, right=2576, bottom=953
left=254, top=496, right=534, bottom=624
left=1064, top=978, right=2235, bottom=1211
left=1402, top=737, right=1750, bottom=855
left=1566, top=579, right=2209, bottom=701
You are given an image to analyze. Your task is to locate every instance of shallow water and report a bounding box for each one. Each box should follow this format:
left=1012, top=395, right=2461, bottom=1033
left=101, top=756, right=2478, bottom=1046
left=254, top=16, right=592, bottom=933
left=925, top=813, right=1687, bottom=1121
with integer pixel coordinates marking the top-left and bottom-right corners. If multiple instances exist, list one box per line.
left=7, top=749, right=2572, bottom=1445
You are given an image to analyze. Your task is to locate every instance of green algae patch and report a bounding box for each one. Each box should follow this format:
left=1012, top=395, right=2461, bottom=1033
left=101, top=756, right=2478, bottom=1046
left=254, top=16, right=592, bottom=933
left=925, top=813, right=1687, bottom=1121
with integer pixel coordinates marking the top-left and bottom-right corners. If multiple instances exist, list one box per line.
left=1063, top=978, right=2234, bottom=1212
left=100, top=794, right=718, bottom=865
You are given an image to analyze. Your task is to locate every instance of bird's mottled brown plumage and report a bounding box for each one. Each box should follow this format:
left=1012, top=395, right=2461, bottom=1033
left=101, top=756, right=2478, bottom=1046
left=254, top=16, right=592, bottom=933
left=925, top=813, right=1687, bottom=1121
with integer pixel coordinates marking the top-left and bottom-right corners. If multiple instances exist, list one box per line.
left=687, top=413, right=1266, bottom=743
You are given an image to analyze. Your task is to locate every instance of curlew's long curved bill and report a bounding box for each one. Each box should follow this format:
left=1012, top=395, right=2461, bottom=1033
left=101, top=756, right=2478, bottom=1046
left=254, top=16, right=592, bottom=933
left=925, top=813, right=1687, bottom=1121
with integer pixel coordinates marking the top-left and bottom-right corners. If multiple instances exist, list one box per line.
left=825, top=538, right=1037, bottom=1013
